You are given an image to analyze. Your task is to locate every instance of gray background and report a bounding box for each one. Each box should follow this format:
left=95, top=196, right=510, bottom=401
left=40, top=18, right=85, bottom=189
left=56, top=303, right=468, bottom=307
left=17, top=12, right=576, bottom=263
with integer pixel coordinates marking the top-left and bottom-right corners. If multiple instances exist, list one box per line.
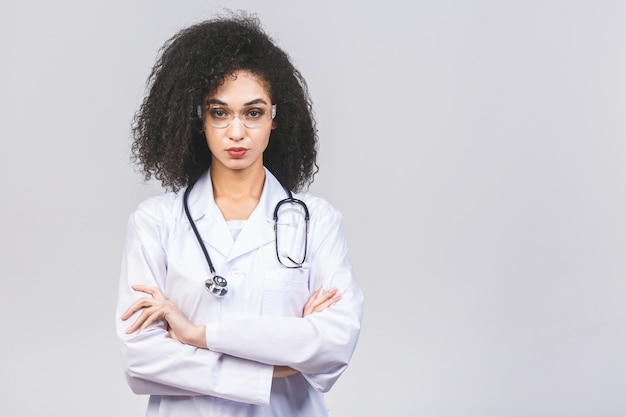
left=1, top=0, right=625, bottom=416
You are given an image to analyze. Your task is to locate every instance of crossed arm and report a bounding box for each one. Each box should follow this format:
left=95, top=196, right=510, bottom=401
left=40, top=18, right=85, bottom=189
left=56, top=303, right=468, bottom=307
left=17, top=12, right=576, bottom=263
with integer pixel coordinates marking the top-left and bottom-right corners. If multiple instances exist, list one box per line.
left=120, top=284, right=341, bottom=377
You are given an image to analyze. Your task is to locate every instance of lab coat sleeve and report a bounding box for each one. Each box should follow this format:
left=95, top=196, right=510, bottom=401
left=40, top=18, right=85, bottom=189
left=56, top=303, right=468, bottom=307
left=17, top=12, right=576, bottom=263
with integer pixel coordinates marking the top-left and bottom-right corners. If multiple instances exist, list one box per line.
left=205, top=204, right=364, bottom=393
left=116, top=201, right=273, bottom=404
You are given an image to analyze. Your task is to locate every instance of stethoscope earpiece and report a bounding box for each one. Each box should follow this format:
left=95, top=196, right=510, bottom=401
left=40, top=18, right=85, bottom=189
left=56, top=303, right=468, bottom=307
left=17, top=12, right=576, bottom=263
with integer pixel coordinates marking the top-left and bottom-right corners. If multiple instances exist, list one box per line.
left=205, top=275, right=228, bottom=297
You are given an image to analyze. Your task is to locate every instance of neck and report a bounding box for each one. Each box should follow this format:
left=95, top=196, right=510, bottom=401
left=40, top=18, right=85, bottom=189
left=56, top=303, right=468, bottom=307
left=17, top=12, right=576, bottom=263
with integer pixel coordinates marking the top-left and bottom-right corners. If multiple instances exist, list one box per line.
left=209, top=164, right=266, bottom=221
left=210, top=165, right=265, bottom=200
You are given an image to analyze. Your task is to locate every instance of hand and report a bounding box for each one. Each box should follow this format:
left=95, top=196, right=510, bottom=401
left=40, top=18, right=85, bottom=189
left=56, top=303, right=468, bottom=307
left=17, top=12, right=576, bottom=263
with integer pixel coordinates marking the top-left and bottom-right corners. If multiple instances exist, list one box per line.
left=121, top=285, right=207, bottom=349
left=273, top=366, right=299, bottom=378
left=303, top=285, right=341, bottom=317
left=273, top=286, right=341, bottom=378
left=167, top=324, right=180, bottom=342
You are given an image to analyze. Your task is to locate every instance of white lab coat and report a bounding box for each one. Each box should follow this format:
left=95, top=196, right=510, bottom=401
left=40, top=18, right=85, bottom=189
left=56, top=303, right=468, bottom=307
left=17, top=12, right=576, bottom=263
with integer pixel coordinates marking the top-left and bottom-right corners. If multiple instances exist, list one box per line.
left=115, top=168, right=364, bottom=417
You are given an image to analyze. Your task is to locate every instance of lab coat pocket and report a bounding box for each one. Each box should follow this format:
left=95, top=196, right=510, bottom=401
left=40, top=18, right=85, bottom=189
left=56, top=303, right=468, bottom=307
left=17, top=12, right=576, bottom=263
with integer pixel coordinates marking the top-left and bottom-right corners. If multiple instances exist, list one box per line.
left=262, top=267, right=310, bottom=317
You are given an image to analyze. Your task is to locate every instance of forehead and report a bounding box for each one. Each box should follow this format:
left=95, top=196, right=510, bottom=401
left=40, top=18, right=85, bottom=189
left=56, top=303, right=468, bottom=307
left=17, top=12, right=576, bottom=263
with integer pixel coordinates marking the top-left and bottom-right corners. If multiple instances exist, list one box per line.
left=208, top=71, right=271, bottom=102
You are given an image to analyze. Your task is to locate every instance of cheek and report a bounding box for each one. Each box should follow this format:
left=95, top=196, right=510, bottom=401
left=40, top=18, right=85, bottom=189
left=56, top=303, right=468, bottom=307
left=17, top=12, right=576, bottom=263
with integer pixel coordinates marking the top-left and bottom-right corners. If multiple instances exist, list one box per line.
left=258, top=128, right=272, bottom=149
left=204, top=131, right=221, bottom=153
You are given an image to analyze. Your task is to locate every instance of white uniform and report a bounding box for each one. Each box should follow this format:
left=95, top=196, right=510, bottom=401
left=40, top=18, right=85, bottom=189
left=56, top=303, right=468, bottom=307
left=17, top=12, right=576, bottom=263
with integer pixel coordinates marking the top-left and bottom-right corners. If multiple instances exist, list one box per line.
left=115, top=168, right=364, bottom=416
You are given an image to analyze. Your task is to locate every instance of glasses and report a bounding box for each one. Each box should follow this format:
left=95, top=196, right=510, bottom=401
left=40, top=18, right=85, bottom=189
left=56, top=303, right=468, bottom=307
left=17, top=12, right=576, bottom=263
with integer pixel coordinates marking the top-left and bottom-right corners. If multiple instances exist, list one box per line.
left=197, top=104, right=276, bottom=129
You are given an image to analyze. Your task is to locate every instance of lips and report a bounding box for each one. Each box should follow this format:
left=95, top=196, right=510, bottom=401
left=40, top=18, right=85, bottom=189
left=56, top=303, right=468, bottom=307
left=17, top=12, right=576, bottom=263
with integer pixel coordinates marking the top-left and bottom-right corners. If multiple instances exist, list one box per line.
left=226, top=147, right=247, bottom=158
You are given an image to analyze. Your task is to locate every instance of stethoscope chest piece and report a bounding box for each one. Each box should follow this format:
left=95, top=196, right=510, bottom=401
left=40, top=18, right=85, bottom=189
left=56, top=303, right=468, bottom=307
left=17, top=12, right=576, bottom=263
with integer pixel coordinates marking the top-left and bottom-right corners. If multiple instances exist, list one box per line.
left=206, top=275, right=228, bottom=297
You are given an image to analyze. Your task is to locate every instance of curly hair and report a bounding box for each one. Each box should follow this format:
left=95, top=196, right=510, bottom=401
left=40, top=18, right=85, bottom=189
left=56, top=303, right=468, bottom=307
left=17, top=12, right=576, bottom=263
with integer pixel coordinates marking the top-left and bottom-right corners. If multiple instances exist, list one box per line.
left=131, top=12, right=318, bottom=192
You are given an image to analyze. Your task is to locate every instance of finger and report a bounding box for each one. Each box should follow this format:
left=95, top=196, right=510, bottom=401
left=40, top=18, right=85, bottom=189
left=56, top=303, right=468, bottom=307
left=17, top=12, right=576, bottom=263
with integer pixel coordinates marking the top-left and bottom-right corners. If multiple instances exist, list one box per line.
left=303, top=285, right=323, bottom=312
left=131, top=285, right=165, bottom=300
left=305, top=291, right=335, bottom=315
left=329, top=293, right=342, bottom=306
left=310, top=288, right=337, bottom=307
left=121, top=297, right=156, bottom=320
left=311, top=285, right=323, bottom=297
left=127, top=304, right=165, bottom=334
left=138, top=309, right=165, bottom=332
left=321, top=288, right=338, bottom=299
left=138, top=299, right=180, bottom=332
left=306, top=285, right=323, bottom=303
left=313, top=293, right=341, bottom=313
left=125, top=307, right=154, bottom=333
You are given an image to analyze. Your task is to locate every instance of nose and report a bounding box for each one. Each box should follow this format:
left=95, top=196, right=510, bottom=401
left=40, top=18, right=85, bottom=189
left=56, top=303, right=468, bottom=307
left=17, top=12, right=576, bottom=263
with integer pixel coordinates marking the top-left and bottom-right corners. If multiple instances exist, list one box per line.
left=227, top=117, right=245, bottom=141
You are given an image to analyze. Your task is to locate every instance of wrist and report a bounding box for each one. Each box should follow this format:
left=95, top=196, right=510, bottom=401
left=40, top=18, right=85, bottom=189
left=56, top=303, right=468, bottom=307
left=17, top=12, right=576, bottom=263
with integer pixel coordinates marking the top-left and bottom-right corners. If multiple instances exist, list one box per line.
left=193, top=325, right=208, bottom=349
left=180, top=324, right=207, bottom=349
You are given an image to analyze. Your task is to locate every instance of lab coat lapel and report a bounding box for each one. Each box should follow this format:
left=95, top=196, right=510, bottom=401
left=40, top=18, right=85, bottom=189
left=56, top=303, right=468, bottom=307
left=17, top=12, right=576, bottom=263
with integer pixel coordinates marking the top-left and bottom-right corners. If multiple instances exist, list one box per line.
left=185, top=171, right=234, bottom=258
left=228, top=169, right=283, bottom=261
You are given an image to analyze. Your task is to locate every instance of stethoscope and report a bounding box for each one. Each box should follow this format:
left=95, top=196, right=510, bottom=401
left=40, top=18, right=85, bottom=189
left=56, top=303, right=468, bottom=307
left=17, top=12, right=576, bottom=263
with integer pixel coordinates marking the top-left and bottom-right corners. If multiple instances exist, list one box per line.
left=183, top=179, right=310, bottom=297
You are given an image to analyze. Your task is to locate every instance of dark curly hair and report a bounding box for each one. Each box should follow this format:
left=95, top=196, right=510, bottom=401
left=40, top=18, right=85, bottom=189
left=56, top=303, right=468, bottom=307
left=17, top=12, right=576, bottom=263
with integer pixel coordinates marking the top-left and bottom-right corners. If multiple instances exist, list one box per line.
left=131, top=12, right=318, bottom=192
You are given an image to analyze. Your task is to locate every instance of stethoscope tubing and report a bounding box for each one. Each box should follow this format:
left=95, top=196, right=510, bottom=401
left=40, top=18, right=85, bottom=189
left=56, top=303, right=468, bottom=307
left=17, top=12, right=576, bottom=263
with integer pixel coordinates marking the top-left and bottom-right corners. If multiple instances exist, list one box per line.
left=183, top=183, right=218, bottom=276
left=182, top=177, right=310, bottom=297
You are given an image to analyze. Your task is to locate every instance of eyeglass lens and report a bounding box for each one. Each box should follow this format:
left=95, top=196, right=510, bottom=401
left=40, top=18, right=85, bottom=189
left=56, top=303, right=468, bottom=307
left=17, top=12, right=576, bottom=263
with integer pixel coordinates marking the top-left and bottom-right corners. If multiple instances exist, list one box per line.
left=203, top=105, right=276, bottom=129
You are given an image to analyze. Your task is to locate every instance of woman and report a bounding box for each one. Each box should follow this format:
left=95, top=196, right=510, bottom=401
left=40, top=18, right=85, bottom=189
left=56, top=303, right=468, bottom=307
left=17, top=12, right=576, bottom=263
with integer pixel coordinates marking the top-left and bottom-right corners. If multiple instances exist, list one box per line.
left=116, top=12, right=363, bottom=417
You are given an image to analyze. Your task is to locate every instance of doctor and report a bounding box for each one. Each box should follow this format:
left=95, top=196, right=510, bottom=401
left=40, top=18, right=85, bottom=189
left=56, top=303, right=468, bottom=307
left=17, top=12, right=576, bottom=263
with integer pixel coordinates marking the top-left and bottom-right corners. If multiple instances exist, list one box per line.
left=116, top=12, right=364, bottom=417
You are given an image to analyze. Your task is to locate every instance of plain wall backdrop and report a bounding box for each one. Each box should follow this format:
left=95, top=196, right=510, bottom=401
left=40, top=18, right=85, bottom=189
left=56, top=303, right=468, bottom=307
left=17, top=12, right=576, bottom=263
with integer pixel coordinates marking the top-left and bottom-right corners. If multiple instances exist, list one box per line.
left=1, top=1, right=625, bottom=416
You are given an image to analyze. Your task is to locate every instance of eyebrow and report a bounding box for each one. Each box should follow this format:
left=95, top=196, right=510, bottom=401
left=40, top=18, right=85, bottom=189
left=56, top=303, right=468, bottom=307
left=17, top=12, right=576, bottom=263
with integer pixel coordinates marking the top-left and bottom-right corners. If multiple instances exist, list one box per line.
left=206, top=98, right=269, bottom=106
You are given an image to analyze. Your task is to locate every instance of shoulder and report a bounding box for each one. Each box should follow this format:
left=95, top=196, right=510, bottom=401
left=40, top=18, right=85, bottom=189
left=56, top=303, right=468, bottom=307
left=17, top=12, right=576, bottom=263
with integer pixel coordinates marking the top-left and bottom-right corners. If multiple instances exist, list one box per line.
left=128, top=190, right=185, bottom=235
left=134, top=190, right=180, bottom=218
left=295, top=191, right=344, bottom=224
left=292, top=191, right=350, bottom=252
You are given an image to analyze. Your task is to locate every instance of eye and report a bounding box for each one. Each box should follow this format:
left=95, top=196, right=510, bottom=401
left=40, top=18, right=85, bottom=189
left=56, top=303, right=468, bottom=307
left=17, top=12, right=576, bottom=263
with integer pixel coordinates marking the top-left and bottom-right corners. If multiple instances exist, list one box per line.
left=246, top=108, right=265, bottom=119
left=209, top=108, right=229, bottom=118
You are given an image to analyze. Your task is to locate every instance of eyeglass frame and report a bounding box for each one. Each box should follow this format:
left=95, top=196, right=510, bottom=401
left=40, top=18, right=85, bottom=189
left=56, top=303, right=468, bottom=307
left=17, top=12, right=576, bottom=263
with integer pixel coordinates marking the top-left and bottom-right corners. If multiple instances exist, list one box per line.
left=196, top=103, right=277, bottom=129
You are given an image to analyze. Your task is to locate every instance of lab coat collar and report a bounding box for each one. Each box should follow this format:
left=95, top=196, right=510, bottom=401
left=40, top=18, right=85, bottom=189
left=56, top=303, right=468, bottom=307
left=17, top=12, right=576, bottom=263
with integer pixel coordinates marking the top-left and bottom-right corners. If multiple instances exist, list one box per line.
left=183, top=168, right=286, bottom=261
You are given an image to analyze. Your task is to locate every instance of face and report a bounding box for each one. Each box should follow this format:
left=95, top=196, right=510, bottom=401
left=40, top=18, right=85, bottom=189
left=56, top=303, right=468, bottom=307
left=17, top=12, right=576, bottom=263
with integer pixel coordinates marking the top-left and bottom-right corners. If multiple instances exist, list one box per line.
left=202, top=71, right=274, bottom=174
